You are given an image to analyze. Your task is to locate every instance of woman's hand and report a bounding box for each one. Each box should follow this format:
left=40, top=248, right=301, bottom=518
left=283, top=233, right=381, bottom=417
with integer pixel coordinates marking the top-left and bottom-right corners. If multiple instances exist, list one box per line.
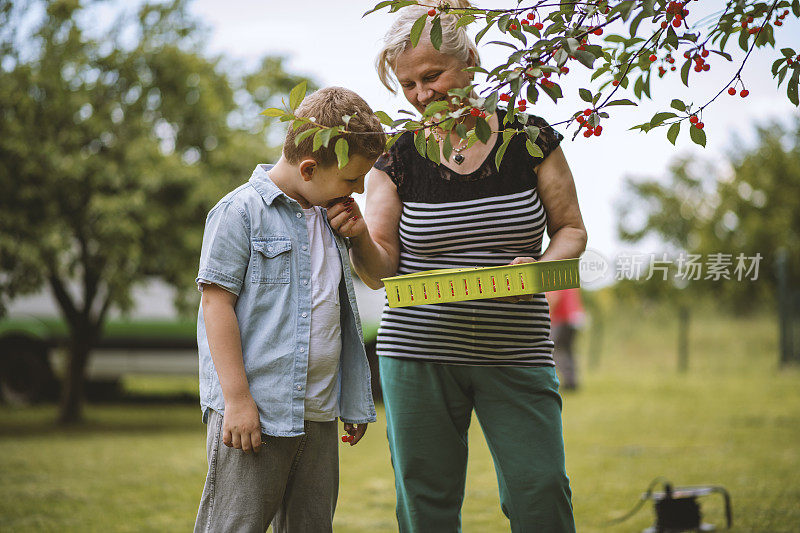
left=493, top=256, right=537, bottom=303
left=327, top=197, right=368, bottom=238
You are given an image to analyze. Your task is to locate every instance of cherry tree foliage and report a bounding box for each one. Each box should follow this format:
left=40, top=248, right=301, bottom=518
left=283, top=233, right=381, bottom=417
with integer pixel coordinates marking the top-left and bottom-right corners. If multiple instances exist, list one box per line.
left=264, top=0, right=800, bottom=168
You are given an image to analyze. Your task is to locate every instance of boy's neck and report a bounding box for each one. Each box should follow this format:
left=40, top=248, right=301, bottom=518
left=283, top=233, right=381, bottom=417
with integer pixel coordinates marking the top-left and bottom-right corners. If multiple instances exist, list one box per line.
left=267, top=157, right=313, bottom=209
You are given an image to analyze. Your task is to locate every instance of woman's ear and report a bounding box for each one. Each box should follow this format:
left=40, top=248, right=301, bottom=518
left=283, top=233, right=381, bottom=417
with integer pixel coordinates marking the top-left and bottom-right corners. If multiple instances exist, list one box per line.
left=299, top=159, right=317, bottom=181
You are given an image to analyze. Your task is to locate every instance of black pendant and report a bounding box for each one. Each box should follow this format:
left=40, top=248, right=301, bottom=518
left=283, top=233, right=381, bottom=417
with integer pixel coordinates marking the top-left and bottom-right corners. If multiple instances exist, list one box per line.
left=453, top=153, right=465, bottom=164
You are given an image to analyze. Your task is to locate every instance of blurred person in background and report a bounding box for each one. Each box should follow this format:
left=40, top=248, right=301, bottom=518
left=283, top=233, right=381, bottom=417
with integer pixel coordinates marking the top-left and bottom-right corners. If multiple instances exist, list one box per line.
left=547, top=288, right=586, bottom=391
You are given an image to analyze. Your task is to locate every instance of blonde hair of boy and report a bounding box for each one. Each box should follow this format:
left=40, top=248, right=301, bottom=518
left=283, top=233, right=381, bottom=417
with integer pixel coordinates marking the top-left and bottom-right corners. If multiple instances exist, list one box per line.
left=375, top=0, right=481, bottom=94
left=284, top=87, right=386, bottom=167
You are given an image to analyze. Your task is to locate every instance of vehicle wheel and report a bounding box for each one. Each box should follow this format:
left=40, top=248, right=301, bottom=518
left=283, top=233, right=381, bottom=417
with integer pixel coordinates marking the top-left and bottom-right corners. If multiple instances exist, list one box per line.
left=0, top=342, right=52, bottom=405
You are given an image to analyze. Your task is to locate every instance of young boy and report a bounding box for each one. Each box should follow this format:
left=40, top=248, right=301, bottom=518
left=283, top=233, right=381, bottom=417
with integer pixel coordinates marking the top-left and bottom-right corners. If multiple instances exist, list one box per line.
left=193, top=87, right=384, bottom=533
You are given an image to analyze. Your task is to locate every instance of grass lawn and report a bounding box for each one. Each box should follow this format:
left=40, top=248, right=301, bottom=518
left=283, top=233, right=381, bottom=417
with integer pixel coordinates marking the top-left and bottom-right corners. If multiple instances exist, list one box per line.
left=1, top=303, right=798, bottom=532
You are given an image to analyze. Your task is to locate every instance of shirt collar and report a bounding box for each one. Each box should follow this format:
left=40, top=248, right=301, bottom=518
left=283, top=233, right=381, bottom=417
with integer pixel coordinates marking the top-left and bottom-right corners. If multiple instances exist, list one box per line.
left=249, top=164, right=287, bottom=206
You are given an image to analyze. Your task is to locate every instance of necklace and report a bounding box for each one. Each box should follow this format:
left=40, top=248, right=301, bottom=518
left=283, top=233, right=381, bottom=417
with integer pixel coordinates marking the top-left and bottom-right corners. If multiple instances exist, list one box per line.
left=431, top=128, right=467, bottom=165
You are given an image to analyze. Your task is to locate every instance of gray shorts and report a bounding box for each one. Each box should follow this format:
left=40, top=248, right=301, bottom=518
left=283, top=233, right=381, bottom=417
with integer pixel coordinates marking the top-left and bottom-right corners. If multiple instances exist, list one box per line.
left=194, top=409, right=338, bottom=533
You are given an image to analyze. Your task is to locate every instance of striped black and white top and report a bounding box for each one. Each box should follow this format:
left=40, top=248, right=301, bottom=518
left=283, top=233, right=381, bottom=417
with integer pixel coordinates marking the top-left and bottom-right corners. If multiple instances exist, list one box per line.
left=373, top=110, right=564, bottom=366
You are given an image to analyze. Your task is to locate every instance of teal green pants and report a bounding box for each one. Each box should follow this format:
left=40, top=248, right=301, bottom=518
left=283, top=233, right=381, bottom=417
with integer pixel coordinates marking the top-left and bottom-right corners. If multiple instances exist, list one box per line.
left=379, top=356, right=575, bottom=533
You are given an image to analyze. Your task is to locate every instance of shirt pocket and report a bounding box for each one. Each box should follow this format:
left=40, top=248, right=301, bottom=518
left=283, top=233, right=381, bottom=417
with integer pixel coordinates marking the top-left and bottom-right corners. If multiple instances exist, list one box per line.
left=251, top=238, right=292, bottom=284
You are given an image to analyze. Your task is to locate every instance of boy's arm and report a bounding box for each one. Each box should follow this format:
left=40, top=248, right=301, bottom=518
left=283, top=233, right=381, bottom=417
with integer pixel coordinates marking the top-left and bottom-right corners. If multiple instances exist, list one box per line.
left=201, top=283, right=262, bottom=454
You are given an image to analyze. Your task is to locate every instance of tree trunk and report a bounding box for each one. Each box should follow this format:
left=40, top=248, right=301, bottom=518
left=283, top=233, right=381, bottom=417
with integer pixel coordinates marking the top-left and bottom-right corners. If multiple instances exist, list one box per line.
left=57, top=337, right=92, bottom=424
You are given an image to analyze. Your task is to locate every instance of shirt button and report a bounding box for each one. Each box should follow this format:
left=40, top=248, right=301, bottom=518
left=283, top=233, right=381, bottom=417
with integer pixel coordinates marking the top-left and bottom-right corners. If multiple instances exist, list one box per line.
left=296, top=385, right=302, bottom=391
left=302, top=245, right=308, bottom=251
left=299, top=346, right=305, bottom=352
left=296, top=212, right=302, bottom=218
left=303, top=280, right=308, bottom=285
left=301, top=312, right=308, bottom=318
left=267, top=246, right=273, bottom=252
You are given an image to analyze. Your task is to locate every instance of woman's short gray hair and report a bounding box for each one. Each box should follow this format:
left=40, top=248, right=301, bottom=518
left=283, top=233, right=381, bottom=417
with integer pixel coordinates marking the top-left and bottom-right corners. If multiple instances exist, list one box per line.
left=376, top=1, right=482, bottom=93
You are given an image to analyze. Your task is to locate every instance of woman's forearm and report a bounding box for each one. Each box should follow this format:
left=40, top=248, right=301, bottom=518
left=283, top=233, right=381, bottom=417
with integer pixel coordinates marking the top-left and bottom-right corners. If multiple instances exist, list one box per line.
left=539, top=226, right=588, bottom=263
left=349, top=229, right=398, bottom=289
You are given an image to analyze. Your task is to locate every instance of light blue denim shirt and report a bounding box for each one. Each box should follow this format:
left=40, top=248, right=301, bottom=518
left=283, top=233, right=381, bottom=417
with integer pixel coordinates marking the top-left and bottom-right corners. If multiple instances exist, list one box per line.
left=196, top=164, right=376, bottom=437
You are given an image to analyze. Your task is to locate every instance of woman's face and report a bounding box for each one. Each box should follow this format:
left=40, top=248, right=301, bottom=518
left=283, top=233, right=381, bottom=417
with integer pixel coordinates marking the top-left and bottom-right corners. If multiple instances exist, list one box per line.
left=393, top=40, right=473, bottom=115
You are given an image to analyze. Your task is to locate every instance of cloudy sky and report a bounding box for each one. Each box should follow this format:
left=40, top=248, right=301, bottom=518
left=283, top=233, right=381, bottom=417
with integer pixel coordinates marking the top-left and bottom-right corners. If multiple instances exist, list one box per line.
left=190, top=1, right=799, bottom=258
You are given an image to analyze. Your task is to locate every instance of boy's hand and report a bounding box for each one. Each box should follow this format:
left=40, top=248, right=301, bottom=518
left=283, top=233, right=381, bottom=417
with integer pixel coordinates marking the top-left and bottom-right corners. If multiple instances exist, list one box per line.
left=327, top=197, right=367, bottom=239
left=342, top=422, right=368, bottom=446
left=493, top=256, right=537, bottom=303
left=222, top=397, right=262, bottom=454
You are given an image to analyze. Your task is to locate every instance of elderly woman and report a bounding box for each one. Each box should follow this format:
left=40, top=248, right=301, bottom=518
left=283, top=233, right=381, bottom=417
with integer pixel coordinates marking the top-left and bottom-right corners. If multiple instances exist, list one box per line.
left=328, top=3, right=586, bottom=531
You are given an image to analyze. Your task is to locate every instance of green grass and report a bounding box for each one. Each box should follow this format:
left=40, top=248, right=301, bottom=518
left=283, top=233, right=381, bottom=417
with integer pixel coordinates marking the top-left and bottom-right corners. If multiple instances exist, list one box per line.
left=1, top=304, right=798, bottom=532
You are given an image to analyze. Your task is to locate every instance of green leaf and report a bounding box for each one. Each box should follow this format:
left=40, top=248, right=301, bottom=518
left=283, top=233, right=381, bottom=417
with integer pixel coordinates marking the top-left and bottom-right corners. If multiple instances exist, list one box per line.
left=525, top=126, right=540, bottom=143
left=335, top=138, right=350, bottom=169
left=312, top=128, right=334, bottom=151
left=474, top=20, right=495, bottom=45
left=526, top=139, right=544, bottom=158
left=541, top=81, right=563, bottom=103
left=670, top=99, right=686, bottom=112
left=362, top=0, right=395, bottom=17
left=495, top=135, right=513, bottom=170
left=579, top=88, right=593, bottom=102
left=385, top=132, right=403, bottom=151
left=260, top=107, right=286, bottom=117
left=606, top=98, right=637, bottom=107
left=375, top=110, right=393, bottom=126
left=410, top=14, right=427, bottom=48
left=483, top=91, right=498, bottom=114
left=426, top=133, right=441, bottom=164
left=455, top=14, right=475, bottom=29
left=289, top=81, right=307, bottom=112
left=414, top=129, right=427, bottom=157
left=667, top=122, right=680, bottom=145
left=574, top=50, right=597, bottom=69
left=650, top=112, right=678, bottom=126
left=430, top=17, right=443, bottom=50
left=475, top=116, right=491, bottom=143
left=442, top=133, right=453, bottom=162
left=294, top=128, right=317, bottom=146
left=680, top=59, right=691, bottom=87
left=689, top=124, right=706, bottom=147
left=788, top=69, right=800, bottom=106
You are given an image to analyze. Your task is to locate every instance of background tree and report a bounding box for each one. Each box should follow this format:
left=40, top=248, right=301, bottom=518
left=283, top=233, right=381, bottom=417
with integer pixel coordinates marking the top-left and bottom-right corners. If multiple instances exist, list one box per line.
left=0, top=0, right=313, bottom=423
left=616, top=116, right=800, bottom=311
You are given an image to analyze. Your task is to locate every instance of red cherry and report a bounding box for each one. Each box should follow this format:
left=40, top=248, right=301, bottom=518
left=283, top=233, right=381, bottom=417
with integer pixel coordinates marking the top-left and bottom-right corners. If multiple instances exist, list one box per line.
left=341, top=435, right=349, bottom=442
left=695, top=122, right=704, bottom=129
left=661, top=21, right=668, bottom=29
left=740, top=89, right=749, bottom=97
left=747, top=16, right=754, bottom=23
left=694, top=65, right=702, bottom=72
left=428, top=8, right=436, bottom=16
left=775, top=20, right=783, bottom=26
left=534, top=22, right=544, bottom=30
left=689, top=115, right=699, bottom=124
left=521, top=19, right=530, bottom=25
left=561, top=66, right=569, bottom=74
left=594, top=126, right=603, bottom=136
left=527, top=12, right=535, bottom=20
left=518, top=105, right=527, bottom=112
left=671, top=66, right=676, bottom=71
left=728, top=87, right=736, bottom=95
left=518, top=99, right=527, bottom=105
left=510, top=23, right=518, bottom=30
left=649, top=54, right=657, bottom=62
left=583, top=129, right=593, bottom=138
left=672, top=19, right=681, bottom=27
left=583, top=108, right=592, bottom=116
left=684, top=51, right=691, bottom=58
left=347, top=435, right=355, bottom=443
left=612, top=80, right=620, bottom=86
left=702, top=64, right=710, bottom=71
left=741, top=21, right=748, bottom=28
left=701, top=50, right=709, bottom=58
left=593, top=28, right=603, bottom=35
left=470, top=107, right=480, bottom=116
left=499, top=93, right=511, bottom=102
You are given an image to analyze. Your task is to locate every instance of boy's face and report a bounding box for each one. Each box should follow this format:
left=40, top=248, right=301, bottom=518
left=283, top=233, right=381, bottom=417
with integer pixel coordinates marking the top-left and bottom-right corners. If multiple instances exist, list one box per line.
left=298, top=155, right=376, bottom=208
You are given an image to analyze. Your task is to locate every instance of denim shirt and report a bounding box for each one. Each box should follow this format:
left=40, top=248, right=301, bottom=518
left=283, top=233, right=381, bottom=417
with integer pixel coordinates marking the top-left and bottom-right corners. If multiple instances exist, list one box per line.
left=196, top=164, right=376, bottom=437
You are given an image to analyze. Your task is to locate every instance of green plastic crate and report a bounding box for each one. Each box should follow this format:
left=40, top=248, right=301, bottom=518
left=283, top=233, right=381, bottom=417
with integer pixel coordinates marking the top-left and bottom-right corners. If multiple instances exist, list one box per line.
left=382, top=258, right=580, bottom=308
